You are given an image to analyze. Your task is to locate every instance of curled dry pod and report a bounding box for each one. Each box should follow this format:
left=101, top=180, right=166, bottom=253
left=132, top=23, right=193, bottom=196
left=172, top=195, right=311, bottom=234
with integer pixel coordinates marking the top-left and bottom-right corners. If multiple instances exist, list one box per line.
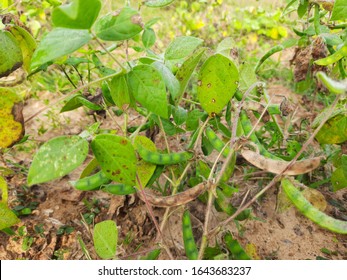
left=281, top=178, right=347, bottom=234
left=240, top=147, right=323, bottom=175
left=137, top=182, right=207, bottom=207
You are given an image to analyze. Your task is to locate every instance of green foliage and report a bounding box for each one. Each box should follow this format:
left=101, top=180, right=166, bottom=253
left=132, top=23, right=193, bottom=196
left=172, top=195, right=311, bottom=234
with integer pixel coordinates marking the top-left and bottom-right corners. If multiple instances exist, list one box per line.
left=128, top=64, right=169, bottom=118
left=0, top=30, right=23, bottom=77
left=52, top=0, right=101, bottom=29
left=91, top=134, right=137, bottom=186
left=30, top=28, right=92, bottom=71
left=331, top=0, right=347, bottom=21
left=94, top=7, right=143, bottom=41
left=27, top=136, right=89, bottom=186
left=197, top=54, right=239, bottom=116
left=164, top=36, right=203, bottom=60
left=0, top=177, right=20, bottom=230
left=93, top=220, right=118, bottom=259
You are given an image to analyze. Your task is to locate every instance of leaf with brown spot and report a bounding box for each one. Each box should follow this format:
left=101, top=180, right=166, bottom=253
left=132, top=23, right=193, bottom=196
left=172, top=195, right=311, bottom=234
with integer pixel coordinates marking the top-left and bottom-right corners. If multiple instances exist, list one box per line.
left=0, top=88, right=25, bottom=148
left=91, top=134, right=137, bottom=186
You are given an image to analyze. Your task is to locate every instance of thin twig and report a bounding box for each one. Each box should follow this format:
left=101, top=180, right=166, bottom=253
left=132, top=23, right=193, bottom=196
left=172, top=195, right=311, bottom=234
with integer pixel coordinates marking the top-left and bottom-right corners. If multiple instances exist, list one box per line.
left=25, top=71, right=124, bottom=123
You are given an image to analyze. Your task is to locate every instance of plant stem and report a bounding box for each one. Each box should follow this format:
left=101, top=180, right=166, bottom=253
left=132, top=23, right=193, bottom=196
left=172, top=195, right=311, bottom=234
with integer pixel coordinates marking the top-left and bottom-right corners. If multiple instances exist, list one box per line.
left=93, top=34, right=127, bottom=72
left=25, top=70, right=124, bottom=123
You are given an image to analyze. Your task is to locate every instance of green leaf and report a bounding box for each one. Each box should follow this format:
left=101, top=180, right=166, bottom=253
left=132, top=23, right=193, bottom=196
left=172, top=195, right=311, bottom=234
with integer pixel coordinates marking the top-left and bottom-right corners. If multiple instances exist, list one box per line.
left=93, top=220, right=118, bottom=259
left=7, top=26, right=37, bottom=72
left=331, top=0, right=347, bottom=21
left=133, top=136, right=156, bottom=188
left=94, top=7, right=143, bottom=41
left=197, top=54, right=239, bottom=116
left=174, top=47, right=206, bottom=103
left=0, top=202, right=20, bottom=230
left=331, top=168, right=347, bottom=191
left=128, top=64, right=168, bottom=118
left=60, top=94, right=83, bottom=113
left=145, top=0, right=176, bottom=7
left=186, top=109, right=205, bottom=131
left=52, top=0, right=101, bottom=29
left=152, top=61, right=180, bottom=99
left=0, top=30, right=23, bottom=78
left=165, top=36, right=203, bottom=61
left=172, top=105, right=188, bottom=126
left=27, top=136, right=89, bottom=186
left=142, top=28, right=156, bottom=49
left=108, top=74, right=132, bottom=110
left=297, top=0, right=308, bottom=18
left=30, top=28, right=92, bottom=71
left=315, top=113, right=347, bottom=144
left=91, top=134, right=137, bottom=186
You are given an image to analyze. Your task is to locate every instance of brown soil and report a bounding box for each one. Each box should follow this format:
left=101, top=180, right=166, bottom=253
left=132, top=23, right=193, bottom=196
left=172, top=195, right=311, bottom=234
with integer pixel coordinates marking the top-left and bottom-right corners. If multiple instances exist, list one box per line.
left=0, top=85, right=346, bottom=260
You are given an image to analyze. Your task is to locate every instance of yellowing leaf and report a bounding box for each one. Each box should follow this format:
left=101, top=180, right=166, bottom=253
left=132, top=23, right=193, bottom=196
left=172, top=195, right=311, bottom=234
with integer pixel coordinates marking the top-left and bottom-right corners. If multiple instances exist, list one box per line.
left=0, top=88, right=25, bottom=148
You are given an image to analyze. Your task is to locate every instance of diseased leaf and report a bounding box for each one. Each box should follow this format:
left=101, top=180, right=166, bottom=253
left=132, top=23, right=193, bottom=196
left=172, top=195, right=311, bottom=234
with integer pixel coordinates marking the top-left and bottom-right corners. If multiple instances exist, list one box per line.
left=197, top=54, right=239, bottom=116
left=95, top=7, right=143, bottom=41
left=165, top=36, right=203, bottom=61
left=27, top=136, right=89, bottom=186
left=127, top=64, right=168, bottom=118
left=133, top=136, right=156, bottom=188
left=174, top=47, right=206, bottom=103
left=91, top=134, right=137, bottom=186
left=315, top=113, right=347, bottom=144
left=93, top=220, right=118, bottom=259
left=0, top=176, right=8, bottom=204
left=30, top=28, right=92, bottom=71
left=0, top=202, right=20, bottom=230
left=0, top=30, right=23, bottom=78
left=52, top=0, right=101, bottom=29
left=331, top=168, right=347, bottom=192
left=0, top=88, right=25, bottom=148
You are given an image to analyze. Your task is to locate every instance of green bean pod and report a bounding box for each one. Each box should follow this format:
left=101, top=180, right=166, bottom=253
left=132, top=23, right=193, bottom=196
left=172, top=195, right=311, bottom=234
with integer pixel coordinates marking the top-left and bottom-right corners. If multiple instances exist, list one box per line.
left=102, top=183, right=137, bottom=195
left=316, top=71, right=347, bottom=94
left=205, top=127, right=231, bottom=158
left=281, top=178, right=347, bottom=234
left=224, top=231, right=251, bottom=260
left=254, top=45, right=284, bottom=73
left=70, top=171, right=111, bottom=191
left=182, top=210, right=199, bottom=260
left=137, top=145, right=193, bottom=165
left=239, top=110, right=282, bottom=160
left=315, top=40, right=347, bottom=66
left=140, top=249, right=161, bottom=260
